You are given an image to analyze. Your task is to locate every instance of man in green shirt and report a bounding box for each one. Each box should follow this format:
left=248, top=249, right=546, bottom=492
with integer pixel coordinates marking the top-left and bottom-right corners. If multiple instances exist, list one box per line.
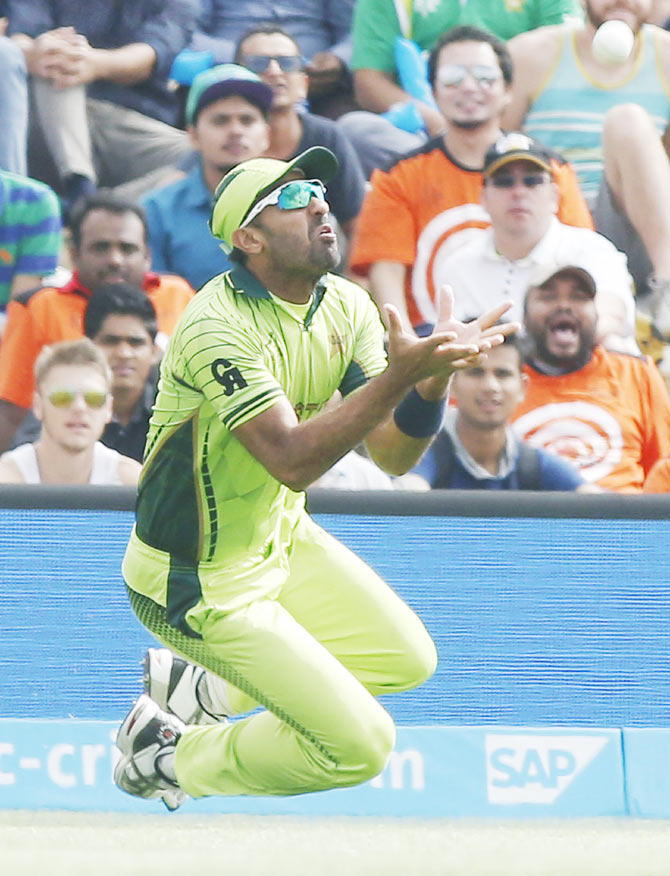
left=114, top=145, right=516, bottom=810
left=342, top=0, right=583, bottom=176
left=352, top=0, right=583, bottom=128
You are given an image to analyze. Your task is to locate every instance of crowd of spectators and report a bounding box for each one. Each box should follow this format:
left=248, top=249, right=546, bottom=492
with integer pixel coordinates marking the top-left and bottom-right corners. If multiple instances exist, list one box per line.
left=0, top=0, right=669, bottom=493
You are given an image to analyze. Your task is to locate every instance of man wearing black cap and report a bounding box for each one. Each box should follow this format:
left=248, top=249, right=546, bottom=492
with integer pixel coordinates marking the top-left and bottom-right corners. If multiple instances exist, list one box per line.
left=349, top=26, right=592, bottom=339
left=113, top=145, right=518, bottom=810
left=512, top=262, right=670, bottom=492
left=438, top=132, right=638, bottom=354
left=142, top=64, right=273, bottom=289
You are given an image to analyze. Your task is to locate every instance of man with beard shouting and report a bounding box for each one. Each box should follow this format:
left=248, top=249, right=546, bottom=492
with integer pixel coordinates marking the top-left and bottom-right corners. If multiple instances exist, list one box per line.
left=511, top=263, right=670, bottom=492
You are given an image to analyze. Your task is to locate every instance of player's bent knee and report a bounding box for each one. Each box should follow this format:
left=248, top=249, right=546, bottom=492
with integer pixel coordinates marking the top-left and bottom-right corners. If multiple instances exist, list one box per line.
left=411, top=635, right=438, bottom=686
left=392, top=632, right=438, bottom=692
left=338, top=707, right=396, bottom=784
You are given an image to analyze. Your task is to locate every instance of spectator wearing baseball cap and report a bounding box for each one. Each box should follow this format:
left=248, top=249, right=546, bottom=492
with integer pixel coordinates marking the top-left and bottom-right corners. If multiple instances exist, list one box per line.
left=142, top=64, right=273, bottom=290
left=431, top=132, right=638, bottom=355
left=510, top=261, right=670, bottom=493
left=209, top=145, right=338, bottom=254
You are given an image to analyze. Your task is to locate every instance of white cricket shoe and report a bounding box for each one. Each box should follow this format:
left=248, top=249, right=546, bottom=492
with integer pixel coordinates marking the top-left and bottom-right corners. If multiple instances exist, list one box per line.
left=144, top=648, right=228, bottom=725
left=115, top=694, right=187, bottom=811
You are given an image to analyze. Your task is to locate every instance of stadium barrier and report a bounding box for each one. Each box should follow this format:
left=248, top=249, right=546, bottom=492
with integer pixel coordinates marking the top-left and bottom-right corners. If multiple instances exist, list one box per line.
left=1, top=486, right=669, bottom=816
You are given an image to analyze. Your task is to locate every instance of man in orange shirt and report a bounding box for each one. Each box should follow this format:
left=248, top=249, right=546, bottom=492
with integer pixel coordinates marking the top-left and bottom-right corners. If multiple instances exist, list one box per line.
left=348, top=25, right=592, bottom=337
left=0, top=194, right=194, bottom=452
left=511, top=262, right=670, bottom=492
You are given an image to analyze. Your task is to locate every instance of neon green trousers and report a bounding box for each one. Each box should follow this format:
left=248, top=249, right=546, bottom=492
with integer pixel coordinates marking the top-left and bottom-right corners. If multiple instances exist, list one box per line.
left=124, top=512, right=437, bottom=798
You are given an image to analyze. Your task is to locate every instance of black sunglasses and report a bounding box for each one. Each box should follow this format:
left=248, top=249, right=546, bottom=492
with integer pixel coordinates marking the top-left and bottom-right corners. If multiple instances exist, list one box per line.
left=242, top=54, right=304, bottom=73
left=488, top=173, right=548, bottom=189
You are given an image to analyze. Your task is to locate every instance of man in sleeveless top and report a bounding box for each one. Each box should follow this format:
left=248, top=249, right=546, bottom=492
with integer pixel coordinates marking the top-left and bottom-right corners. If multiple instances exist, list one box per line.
left=0, top=337, right=140, bottom=484
left=503, top=0, right=670, bottom=337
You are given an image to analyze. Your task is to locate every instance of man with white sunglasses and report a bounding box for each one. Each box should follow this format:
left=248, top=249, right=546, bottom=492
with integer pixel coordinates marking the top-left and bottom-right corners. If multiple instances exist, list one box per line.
left=112, top=145, right=518, bottom=810
left=0, top=337, right=140, bottom=485
left=349, top=26, right=592, bottom=339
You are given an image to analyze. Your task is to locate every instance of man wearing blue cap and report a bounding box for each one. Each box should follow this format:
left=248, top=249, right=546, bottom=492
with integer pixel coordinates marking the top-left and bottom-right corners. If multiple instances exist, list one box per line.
left=142, top=64, right=273, bottom=290
left=114, top=145, right=518, bottom=810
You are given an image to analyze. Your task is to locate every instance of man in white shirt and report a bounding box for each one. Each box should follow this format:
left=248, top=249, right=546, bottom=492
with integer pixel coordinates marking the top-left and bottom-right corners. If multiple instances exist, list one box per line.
left=439, top=133, right=638, bottom=354
left=0, top=337, right=140, bottom=484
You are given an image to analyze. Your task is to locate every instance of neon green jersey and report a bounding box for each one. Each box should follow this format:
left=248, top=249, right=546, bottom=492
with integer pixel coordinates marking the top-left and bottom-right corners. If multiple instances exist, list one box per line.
left=135, top=263, right=387, bottom=568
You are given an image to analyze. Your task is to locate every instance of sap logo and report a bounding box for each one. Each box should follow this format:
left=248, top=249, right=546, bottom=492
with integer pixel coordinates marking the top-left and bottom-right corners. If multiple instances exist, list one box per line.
left=485, top=734, right=609, bottom=804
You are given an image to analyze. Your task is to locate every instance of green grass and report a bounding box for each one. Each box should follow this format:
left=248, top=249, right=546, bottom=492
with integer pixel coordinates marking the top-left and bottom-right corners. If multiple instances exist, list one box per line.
left=4, top=811, right=670, bottom=876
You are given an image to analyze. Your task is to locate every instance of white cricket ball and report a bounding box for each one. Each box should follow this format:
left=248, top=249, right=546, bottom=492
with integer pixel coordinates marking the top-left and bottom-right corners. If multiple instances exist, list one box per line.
left=591, top=20, right=635, bottom=65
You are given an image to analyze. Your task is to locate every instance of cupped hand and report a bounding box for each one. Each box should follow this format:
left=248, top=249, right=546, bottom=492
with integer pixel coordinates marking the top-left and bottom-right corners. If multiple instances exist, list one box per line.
left=431, top=284, right=520, bottom=368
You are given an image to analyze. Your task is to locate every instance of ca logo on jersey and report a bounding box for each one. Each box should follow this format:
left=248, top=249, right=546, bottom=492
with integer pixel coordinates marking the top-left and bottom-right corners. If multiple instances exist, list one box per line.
left=211, top=358, right=248, bottom=396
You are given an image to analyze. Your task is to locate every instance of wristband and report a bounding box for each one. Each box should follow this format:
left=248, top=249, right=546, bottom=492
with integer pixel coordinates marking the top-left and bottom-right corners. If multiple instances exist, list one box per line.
left=393, top=388, right=445, bottom=438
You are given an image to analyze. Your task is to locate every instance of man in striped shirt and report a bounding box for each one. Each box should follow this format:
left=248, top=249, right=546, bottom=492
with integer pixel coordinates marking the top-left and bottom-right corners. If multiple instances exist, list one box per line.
left=0, top=169, right=61, bottom=309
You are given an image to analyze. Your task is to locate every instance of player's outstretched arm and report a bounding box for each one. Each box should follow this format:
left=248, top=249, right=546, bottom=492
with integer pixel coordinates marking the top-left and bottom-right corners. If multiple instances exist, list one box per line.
left=233, top=287, right=518, bottom=490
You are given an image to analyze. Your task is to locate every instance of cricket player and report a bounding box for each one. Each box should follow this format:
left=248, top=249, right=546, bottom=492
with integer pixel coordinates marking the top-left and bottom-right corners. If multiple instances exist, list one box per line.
left=114, top=146, right=517, bottom=810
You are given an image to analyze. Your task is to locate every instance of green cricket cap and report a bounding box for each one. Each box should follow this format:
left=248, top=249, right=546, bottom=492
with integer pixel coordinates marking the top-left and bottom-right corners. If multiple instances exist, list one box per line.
left=209, top=146, right=339, bottom=253
left=185, top=63, right=273, bottom=126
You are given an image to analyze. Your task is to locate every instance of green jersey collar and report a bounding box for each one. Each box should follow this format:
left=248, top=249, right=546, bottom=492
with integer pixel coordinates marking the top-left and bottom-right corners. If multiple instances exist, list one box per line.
left=228, top=263, right=328, bottom=328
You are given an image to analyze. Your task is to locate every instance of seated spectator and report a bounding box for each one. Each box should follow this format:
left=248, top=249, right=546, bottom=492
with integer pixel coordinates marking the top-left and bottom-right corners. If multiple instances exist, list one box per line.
left=234, top=25, right=366, bottom=239
left=503, top=2, right=670, bottom=329
left=84, top=283, right=161, bottom=463
left=0, top=168, right=62, bottom=314
left=188, top=0, right=356, bottom=118
left=511, top=263, right=670, bottom=492
left=341, top=0, right=583, bottom=176
left=142, top=64, right=272, bottom=290
left=0, top=6, right=28, bottom=175
left=439, top=133, right=637, bottom=354
left=348, top=26, right=592, bottom=338
left=0, top=194, right=194, bottom=453
left=412, top=334, right=586, bottom=491
left=0, top=337, right=140, bottom=484
left=8, top=0, right=197, bottom=213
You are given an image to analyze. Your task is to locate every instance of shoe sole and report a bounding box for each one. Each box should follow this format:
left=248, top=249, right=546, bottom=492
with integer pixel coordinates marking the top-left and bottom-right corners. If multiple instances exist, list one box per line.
left=115, top=694, right=187, bottom=811
left=114, top=751, right=186, bottom=812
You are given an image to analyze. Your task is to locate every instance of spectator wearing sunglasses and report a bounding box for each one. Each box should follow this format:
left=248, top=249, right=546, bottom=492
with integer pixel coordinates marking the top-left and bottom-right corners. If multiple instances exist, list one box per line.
left=142, top=64, right=272, bottom=290
left=339, top=0, right=582, bottom=176
left=503, top=0, right=670, bottom=340
left=349, top=26, right=592, bottom=338
left=112, top=145, right=518, bottom=811
left=436, top=133, right=638, bottom=354
left=187, top=0, right=356, bottom=118
left=0, top=337, right=141, bottom=484
left=234, top=25, right=366, bottom=241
